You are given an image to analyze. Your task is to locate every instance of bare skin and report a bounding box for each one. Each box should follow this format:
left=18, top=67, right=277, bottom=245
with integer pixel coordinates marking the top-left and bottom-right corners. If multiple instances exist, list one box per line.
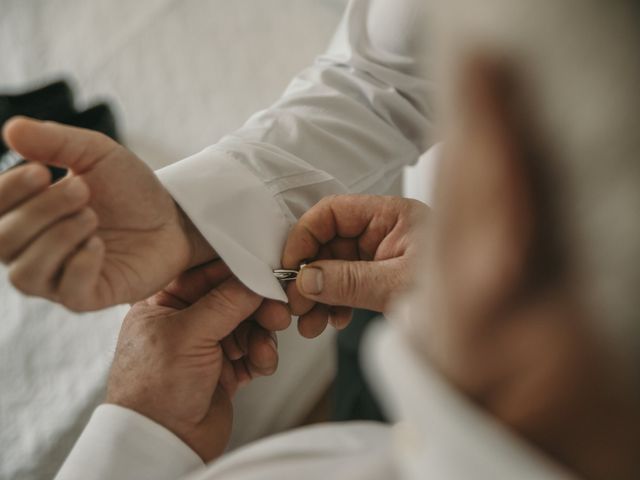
left=281, top=58, right=640, bottom=479
left=0, top=118, right=290, bottom=329
left=282, top=194, right=427, bottom=337
left=107, top=260, right=278, bottom=462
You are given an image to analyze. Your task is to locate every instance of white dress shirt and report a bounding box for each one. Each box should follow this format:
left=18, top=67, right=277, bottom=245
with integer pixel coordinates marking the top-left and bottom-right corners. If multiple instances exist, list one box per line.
left=56, top=322, right=575, bottom=480
left=52, top=1, right=574, bottom=479
left=156, top=0, right=431, bottom=302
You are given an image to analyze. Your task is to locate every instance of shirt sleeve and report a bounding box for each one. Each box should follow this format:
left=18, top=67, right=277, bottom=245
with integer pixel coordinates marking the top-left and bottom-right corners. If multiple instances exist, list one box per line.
left=363, top=323, right=576, bottom=480
left=55, top=404, right=204, bottom=480
left=157, top=0, right=432, bottom=302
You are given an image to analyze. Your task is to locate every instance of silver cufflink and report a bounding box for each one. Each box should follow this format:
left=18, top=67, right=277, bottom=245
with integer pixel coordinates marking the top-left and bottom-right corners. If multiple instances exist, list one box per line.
left=273, top=263, right=307, bottom=282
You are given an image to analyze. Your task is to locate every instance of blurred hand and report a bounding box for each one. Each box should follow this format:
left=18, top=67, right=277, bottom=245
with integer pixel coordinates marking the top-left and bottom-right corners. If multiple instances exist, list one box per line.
left=282, top=194, right=428, bottom=338
left=414, top=58, right=640, bottom=480
left=0, top=117, right=215, bottom=311
left=106, top=261, right=277, bottom=462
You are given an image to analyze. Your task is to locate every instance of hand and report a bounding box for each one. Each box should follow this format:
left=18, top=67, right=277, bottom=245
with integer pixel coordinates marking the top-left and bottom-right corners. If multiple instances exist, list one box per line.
left=281, top=194, right=428, bottom=338
left=154, top=260, right=280, bottom=376
left=0, top=117, right=215, bottom=311
left=413, top=58, right=640, bottom=479
left=106, top=261, right=277, bottom=462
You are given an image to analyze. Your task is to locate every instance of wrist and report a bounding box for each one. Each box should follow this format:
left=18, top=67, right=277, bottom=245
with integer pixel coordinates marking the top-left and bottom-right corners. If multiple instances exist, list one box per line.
left=104, top=394, right=231, bottom=463
left=176, top=203, right=217, bottom=268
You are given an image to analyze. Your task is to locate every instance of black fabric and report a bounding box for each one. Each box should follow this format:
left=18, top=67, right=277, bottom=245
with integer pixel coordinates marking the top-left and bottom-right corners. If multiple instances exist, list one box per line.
left=0, top=81, right=75, bottom=144
left=0, top=80, right=118, bottom=182
left=332, top=309, right=388, bottom=423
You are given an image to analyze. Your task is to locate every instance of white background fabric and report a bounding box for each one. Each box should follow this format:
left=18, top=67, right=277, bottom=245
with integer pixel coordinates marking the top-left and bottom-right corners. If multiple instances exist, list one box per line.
left=0, top=1, right=347, bottom=478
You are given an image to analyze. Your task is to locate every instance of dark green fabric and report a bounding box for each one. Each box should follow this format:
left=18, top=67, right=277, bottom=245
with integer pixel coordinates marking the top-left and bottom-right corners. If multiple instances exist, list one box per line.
left=332, top=309, right=388, bottom=423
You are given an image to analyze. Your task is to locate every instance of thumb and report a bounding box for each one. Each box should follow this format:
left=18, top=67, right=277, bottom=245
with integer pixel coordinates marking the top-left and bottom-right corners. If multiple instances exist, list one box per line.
left=181, top=277, right=263, bottom=340
left=296, top=258, right=407, bottom=312
left=2, top=116, right=117, bottom=173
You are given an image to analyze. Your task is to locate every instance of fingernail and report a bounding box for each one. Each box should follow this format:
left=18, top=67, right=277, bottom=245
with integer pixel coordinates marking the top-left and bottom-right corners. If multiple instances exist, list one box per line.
left=65, top=178, right=87, bottom=200
left=300, top=267, right=323, bottom=295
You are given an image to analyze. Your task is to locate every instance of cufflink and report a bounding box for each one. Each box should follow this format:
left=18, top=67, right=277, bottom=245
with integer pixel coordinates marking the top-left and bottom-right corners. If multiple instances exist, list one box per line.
left=273, top=263, right=308, bottom=282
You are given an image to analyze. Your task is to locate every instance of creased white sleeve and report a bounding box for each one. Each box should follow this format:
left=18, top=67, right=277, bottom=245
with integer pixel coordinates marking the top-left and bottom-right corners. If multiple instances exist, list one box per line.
left=157, top=0, right=432, bottom=301
left=55, top=405, right=204, bottom=480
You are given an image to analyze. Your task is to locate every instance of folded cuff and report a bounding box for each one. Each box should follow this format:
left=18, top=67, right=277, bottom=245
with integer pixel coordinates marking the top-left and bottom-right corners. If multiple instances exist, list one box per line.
left=157, top=148, right=289, bottom=302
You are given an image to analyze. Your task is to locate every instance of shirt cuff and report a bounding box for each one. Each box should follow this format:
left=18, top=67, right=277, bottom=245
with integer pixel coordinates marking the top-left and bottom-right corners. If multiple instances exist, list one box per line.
left=55, top=404, right=204, bottom=480
left=157, top=147, right=289, bottom=302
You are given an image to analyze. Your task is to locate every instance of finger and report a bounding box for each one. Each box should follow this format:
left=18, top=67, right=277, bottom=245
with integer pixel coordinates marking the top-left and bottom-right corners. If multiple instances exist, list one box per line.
left=328, top=306, right=353, bottom=330
left=232, top=359, right=252, bottom=387
left=327, top=236, right=360, bottom=262
left=0, top=163, right=50, bottom=216
left=284, top=244, right=331, bottom=316
left=246, top=327, right=278, bottom=376
left=232, top=320, right=252, bottom=357
left=221, top=332, right=245, bottom=361
left=57, top=236, right=105, bottom=311
left=297, top=303, right=330, bottom=339
left=156, top=260, right=232, bottom=308
left=183, top=277, right=262, bottom=339
left=219, top=357, right=239, bottom=397
left=2, top=116, right=119, bottom=173
left=8, top=208, right=98, bottom=297
left=282, top=194, right=401, bottom=269
left=296, top=258, right=407, bottom=312
left=254, top=299, right=291, bottom=331
left=0, top=176, right=90, bottom=263
left=285, top=280, right=315, bottom=316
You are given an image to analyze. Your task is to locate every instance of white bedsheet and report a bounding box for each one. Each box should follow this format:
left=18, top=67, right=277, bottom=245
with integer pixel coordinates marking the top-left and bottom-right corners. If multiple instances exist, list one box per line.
left=0, top=1, right=344, bottom=478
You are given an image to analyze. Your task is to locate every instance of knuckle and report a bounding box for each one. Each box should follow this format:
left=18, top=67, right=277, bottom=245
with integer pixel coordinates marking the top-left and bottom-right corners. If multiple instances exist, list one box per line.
left=204, top=285, right=244, bottom=317
left=297, top=230, right=317, bottom=255
left=313, top=194, right=342, bottom=214
left=50, top=210, right=96, bottom=243
left=319, top=194, right=339, bottom=207
left=339, top=264, right=360, bottom=302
